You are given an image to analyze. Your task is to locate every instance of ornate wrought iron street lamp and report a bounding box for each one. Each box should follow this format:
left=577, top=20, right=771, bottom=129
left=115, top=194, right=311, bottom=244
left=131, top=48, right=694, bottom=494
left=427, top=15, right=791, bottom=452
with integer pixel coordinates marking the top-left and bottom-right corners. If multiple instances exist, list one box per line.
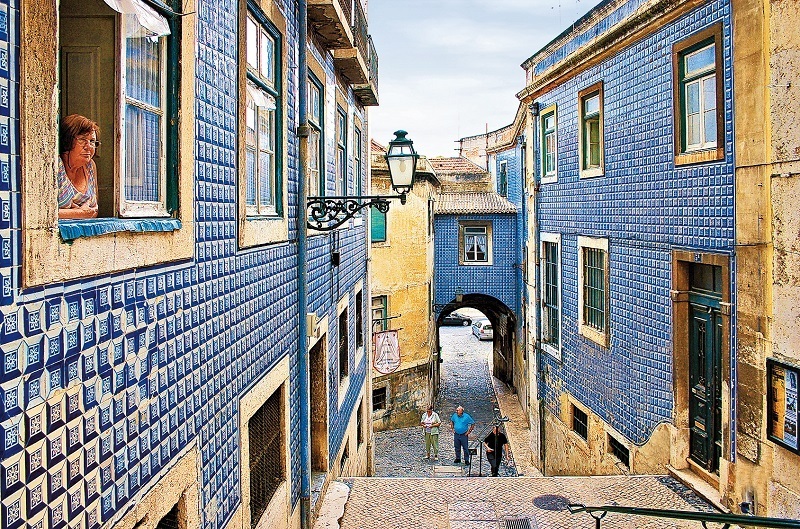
left=307, top=130, right=419, bottom=231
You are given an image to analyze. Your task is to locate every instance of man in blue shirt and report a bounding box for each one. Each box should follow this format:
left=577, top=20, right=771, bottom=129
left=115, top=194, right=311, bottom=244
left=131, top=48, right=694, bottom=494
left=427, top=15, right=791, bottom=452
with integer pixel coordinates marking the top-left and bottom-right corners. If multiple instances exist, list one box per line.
left=450, top=405, right=475, bottom=464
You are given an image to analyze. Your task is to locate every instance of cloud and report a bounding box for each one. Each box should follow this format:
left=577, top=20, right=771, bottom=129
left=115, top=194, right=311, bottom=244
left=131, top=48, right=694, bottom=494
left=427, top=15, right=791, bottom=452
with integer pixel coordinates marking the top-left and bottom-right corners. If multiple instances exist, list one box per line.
left=368, top=0, right=592, bottom=156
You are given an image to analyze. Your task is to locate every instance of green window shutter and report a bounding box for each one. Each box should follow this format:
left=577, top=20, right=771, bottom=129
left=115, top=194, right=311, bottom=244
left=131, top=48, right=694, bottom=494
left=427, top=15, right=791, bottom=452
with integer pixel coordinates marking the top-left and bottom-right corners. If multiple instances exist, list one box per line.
left=371, top=208, right=386, bottom=242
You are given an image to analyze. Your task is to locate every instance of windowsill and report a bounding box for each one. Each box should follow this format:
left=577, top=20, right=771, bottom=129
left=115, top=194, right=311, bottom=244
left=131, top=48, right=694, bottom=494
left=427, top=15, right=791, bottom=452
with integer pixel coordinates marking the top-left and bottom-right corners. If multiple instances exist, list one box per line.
left=675, top=147, right=724, bottom=166
left=542, top=343, right=561, bottom=361
left=59, top=218, right=181, bottom=242
left=579, top=167, right=604, bottom=179
left=541, top=174, right=557, bottom=184
left=579, top=324, right=608, bottom=348
left=460, top=260, right=493, bottom=266
left=240, top=215, right=289, bottom=248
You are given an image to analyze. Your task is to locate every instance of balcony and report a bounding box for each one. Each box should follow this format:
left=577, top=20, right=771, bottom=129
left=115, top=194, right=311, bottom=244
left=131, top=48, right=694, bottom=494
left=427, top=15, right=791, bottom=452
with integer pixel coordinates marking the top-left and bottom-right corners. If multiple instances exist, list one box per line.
left=307, top=0, right=354, bottom=49
left=353, top=35, right=378, bottom=106
left=331, top=0, right=369, bottom=84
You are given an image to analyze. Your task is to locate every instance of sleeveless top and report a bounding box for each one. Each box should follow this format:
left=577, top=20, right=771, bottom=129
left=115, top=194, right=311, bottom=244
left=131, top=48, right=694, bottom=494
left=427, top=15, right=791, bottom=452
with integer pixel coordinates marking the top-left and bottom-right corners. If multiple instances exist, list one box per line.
left=57, top=158, right=98, bottom=210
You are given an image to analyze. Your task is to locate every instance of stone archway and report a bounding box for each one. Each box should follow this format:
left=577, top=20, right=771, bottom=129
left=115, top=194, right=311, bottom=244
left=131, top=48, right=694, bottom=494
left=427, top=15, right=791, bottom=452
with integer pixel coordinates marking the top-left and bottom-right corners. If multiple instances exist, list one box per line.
left=435, top=293, right=518, bottom=388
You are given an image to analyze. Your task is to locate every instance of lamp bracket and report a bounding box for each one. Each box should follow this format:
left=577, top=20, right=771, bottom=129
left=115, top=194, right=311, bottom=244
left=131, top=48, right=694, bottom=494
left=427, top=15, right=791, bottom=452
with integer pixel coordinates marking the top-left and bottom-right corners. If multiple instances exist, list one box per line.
left=307, top=194, right=406, bottom=231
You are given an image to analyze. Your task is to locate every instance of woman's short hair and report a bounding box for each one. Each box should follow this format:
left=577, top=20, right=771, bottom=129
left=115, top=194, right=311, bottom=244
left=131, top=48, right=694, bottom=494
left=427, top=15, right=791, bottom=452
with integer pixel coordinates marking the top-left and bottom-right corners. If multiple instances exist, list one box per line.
left=60, top=114, right=100, bottom=154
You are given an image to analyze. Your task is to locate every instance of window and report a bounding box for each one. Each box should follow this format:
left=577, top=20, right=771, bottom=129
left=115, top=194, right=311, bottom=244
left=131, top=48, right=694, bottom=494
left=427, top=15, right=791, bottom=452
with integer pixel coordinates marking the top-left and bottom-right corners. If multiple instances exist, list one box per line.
left=339, top=440, right=349, bottom=474
left=540, top=106, right=557, bottom=182
left=459, top=222, right=492, bottom=265
left=498, top=160, right=508, bottom=197
left=372, top=387, right=387, bottom=411
left=541, top=233, right=561, bottom=359
left=371, top=296, right=387, bottom=332
left=608, top=434, right=630, bottom=468
left=355, top=291, right=364, bottom=349
left=338, top=309, right=349, bottom=381
left=249, top=390, right=285, bottom=528
left=572, top=405, right=588, bottom=441
left=673, top=24, right=724, bottom=165
left=336, top=106, right=347, bottom=196
left=245, top=9, right=280, bottom=216
left=354, top=125, right=363, bottom=195
left=307, top=75, right=324, bottom=197
left=22, top=0, right=195, bottom=285
left=578, top=236, right=609, bottom=347
left=370, top=208, right=386, bottom=242
left=578, top=83, right=604, bottom=177
left=357, top=399, right=364, bottom=447
left=237, top=2, right=288, bottom=248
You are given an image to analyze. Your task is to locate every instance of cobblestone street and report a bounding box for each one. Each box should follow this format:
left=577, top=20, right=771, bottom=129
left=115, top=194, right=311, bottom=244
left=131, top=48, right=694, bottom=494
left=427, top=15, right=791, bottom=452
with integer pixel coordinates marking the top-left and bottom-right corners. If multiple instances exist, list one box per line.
left=374, top=323, right=517, bottom=478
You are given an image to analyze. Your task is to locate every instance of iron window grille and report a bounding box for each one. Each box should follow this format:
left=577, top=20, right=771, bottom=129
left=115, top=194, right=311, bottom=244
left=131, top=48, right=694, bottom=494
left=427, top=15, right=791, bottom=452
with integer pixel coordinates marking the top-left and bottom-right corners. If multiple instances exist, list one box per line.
left=338, top=309, right=349, bottom=380
left=582, top=247, right=607, bottom=332
left=608, top=435, right=630, bottom=468
left=572, top=405, right=588, bottom=440
left=372, top=387, right=387, bottom=411
left=249, top=391, right=284, bottom=528
left=542, top=240, right=560, bottom=349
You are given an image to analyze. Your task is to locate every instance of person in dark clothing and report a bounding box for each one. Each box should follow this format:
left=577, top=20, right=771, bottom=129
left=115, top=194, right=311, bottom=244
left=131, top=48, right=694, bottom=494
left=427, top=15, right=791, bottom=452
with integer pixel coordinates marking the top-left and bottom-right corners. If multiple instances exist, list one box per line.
left=483, top=424, right=510, bottom=476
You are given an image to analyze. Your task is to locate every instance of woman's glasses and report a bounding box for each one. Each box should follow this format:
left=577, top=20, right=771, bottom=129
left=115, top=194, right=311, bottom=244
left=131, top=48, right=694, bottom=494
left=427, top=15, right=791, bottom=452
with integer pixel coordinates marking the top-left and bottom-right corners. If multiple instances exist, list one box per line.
left=76, top=137, right=102, bottom=149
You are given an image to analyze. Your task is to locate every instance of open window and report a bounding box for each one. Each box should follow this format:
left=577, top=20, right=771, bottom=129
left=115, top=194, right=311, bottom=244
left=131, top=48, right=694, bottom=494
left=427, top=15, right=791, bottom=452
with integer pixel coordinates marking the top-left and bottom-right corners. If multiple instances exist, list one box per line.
left=578, top=82, right=604, bottom=178
left=21, top=0, right=196, bottom=286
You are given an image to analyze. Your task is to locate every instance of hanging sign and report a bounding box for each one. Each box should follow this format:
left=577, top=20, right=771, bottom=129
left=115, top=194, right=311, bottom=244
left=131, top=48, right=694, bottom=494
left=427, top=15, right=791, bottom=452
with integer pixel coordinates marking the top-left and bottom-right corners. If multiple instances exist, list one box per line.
left=767, top=358, right=799, bottom=454
left=373, top=330, right=401, bottom=374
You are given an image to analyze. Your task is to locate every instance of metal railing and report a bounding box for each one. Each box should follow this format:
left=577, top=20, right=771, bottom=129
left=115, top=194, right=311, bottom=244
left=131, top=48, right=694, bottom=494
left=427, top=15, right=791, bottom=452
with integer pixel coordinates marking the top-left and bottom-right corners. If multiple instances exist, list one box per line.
left=338, top=0, right=352, bottom=29
left=568, top=504, right=800, bottom=529
left=351, top=0, right=368, bottom=64
left=366, top=34, right=378, bottom=91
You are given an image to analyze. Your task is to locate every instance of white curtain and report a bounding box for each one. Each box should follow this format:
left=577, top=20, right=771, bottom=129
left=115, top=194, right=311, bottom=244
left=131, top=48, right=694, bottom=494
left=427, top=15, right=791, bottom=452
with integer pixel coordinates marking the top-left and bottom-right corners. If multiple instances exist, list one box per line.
left=103, top=0, right=171, bottom=37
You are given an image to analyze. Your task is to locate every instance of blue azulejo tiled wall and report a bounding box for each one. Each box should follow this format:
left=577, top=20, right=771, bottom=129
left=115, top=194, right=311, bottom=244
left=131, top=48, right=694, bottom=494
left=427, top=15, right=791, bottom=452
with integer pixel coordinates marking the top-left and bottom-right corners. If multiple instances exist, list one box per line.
left=434, top=213, right=519, bottom=315
left=1, top=1, right=370, bottom=529
left=495, top=143, right=526, bottom=319
left=533, top=0, right=734, bottom=444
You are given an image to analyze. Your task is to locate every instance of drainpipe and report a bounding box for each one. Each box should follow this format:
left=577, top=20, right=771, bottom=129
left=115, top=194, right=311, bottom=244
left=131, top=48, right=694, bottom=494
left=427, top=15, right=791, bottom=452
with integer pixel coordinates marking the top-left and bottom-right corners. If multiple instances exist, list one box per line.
left=528, top=102, right=546, bottom=476
left=297, top=0, right=311, bottom=527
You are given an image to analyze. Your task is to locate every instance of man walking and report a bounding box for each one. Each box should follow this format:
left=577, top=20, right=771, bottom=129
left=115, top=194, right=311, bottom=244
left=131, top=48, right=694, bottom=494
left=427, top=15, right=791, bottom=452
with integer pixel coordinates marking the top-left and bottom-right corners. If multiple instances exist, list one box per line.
left=450, top=405, right=475, bottom=465
left=420, top=405, right=441, bottom=459
left=483, top=424, right=510, bottom=476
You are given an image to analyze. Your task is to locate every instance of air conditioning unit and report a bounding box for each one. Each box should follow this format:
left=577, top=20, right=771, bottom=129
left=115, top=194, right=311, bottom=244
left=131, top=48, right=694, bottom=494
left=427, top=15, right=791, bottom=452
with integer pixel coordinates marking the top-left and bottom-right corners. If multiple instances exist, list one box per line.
left=306, top=313, right=319, bottom=339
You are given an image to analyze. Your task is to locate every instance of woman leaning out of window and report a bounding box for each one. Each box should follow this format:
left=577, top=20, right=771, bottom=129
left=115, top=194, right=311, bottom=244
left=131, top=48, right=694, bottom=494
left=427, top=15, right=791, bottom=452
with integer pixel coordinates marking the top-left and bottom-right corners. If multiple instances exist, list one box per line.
left=58, top=114, right=100, bottom=219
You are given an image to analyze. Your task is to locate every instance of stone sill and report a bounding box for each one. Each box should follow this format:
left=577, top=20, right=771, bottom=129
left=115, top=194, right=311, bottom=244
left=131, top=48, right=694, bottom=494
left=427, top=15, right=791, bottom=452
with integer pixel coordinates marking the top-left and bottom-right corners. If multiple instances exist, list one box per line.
left=667, top=464, right=728, bottom=512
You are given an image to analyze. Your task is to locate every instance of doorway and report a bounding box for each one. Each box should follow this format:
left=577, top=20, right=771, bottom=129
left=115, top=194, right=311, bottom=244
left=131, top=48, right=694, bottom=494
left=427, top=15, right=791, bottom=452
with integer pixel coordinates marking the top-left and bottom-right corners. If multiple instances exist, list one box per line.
left=688, top=263, right=723, bottom=473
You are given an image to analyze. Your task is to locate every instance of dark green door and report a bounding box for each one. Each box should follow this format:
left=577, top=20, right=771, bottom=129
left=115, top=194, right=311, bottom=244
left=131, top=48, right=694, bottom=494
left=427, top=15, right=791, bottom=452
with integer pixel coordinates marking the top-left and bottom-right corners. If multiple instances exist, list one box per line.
left=688, top=296, right=723, bottom=473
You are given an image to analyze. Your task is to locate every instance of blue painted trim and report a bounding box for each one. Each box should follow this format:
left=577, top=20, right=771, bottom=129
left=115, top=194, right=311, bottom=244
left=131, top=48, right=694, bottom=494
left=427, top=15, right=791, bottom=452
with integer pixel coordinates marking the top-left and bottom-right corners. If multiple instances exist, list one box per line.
left=59, top=218, right=182, bottom=241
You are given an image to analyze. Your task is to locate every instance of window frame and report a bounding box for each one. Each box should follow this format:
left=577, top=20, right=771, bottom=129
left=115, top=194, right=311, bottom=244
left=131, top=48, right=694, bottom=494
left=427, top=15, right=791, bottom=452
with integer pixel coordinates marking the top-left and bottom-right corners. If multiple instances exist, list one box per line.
left=540, top=233, right=562, bottom=360
left=335, top=105, right=348, bottom=196
left=578, top=82, right=604, bottom=178
left=459, top=221, right=493, bottom=266
left=372, top=386, right=387, bottom=412
left=20, top=0, right=196, bottom=287
left=237, top=0, right=288, bottom=248
left=307, top=73, right=324, bottom=198
left=540, top=104, right=558, bottom=183
left=338, top=307, right=349, bottom=382
left=672, top=23, right=724, bottom=166
left=354, top=123, right=363, bottom=196
left=577, top=236, right=609, bottom=347
left=497, top=160, right=508, bottom=197
left=371, top=295, right=388, bottom=332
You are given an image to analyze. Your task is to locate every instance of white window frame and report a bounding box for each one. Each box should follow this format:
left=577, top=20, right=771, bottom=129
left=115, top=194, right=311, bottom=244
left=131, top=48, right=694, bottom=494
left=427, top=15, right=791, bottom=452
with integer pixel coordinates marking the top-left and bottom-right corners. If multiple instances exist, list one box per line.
left=245, top=11, right=279, bottom=217
left=540, top=104, right=558, bottom=184
left=460, top=221, right=493, bottom=266
left=540, top=233, right=562, bottom=359
left=682, top=43, right=717, bottom=151
left=577, top=236, right=609, bottom=347
left=578, top=83, right=604, bottom=179
left=118, top=16, right=169, bottom=218
left=335, top=105, right=348, bottom=196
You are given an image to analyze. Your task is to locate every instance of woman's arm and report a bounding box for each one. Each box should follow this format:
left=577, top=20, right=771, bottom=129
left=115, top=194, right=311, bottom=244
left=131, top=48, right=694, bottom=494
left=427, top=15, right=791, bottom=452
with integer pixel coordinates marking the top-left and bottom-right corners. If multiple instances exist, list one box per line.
left=59, top=204, right=97, bottom=219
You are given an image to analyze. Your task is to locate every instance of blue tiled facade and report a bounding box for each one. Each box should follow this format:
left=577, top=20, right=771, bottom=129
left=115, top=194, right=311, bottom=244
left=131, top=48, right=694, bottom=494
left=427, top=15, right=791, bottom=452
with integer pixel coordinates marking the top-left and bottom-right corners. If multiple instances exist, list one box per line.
left=434, top=213, right=520, bottom=314
left=1, top=2, right=370, bottom=529
left=531, top=0, right=734, bottom=445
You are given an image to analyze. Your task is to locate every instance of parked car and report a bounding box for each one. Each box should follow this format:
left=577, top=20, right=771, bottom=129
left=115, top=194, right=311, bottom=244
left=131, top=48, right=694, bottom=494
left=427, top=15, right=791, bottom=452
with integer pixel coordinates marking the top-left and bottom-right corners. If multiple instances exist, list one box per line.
left=472, top=319, right=494, bottom=340
left=442, top=311, right=472, bottom=326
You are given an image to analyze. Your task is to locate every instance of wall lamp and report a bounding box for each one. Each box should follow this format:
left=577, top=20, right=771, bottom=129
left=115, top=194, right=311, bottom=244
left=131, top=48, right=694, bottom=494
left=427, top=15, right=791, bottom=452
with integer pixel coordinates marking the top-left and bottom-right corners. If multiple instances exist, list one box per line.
left=307, top=130, right=419, bottom=231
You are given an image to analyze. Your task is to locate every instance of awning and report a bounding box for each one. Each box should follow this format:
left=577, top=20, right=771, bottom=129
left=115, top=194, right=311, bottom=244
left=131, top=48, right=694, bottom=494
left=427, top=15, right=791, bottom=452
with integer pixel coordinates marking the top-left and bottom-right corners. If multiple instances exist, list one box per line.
left=104, top=0, right=171, bottom=37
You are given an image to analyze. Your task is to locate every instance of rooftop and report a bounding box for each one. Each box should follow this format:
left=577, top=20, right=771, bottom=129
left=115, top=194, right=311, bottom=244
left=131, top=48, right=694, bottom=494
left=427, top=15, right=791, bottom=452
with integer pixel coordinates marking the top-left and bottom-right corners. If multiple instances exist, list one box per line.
left=434, top=192, right=517, bottom=214
left=428, top=156, right=489, bottom=177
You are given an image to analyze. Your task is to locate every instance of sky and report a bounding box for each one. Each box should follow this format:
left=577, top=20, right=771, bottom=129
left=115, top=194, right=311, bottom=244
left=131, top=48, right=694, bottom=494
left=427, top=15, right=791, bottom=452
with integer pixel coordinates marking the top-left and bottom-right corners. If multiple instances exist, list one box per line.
left=368, top=0, right=591, bottom=158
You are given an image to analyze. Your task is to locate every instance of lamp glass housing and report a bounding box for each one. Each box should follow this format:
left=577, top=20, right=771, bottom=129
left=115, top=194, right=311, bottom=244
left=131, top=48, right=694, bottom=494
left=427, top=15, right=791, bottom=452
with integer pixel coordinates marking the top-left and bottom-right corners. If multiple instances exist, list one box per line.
left=385, top=130, right=418, bottom=194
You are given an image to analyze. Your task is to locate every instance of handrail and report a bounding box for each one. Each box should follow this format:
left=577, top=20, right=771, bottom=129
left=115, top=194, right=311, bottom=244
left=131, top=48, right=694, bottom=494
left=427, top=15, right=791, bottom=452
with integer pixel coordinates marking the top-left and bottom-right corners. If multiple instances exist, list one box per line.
left=568, top=503, right=800, bottom=529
